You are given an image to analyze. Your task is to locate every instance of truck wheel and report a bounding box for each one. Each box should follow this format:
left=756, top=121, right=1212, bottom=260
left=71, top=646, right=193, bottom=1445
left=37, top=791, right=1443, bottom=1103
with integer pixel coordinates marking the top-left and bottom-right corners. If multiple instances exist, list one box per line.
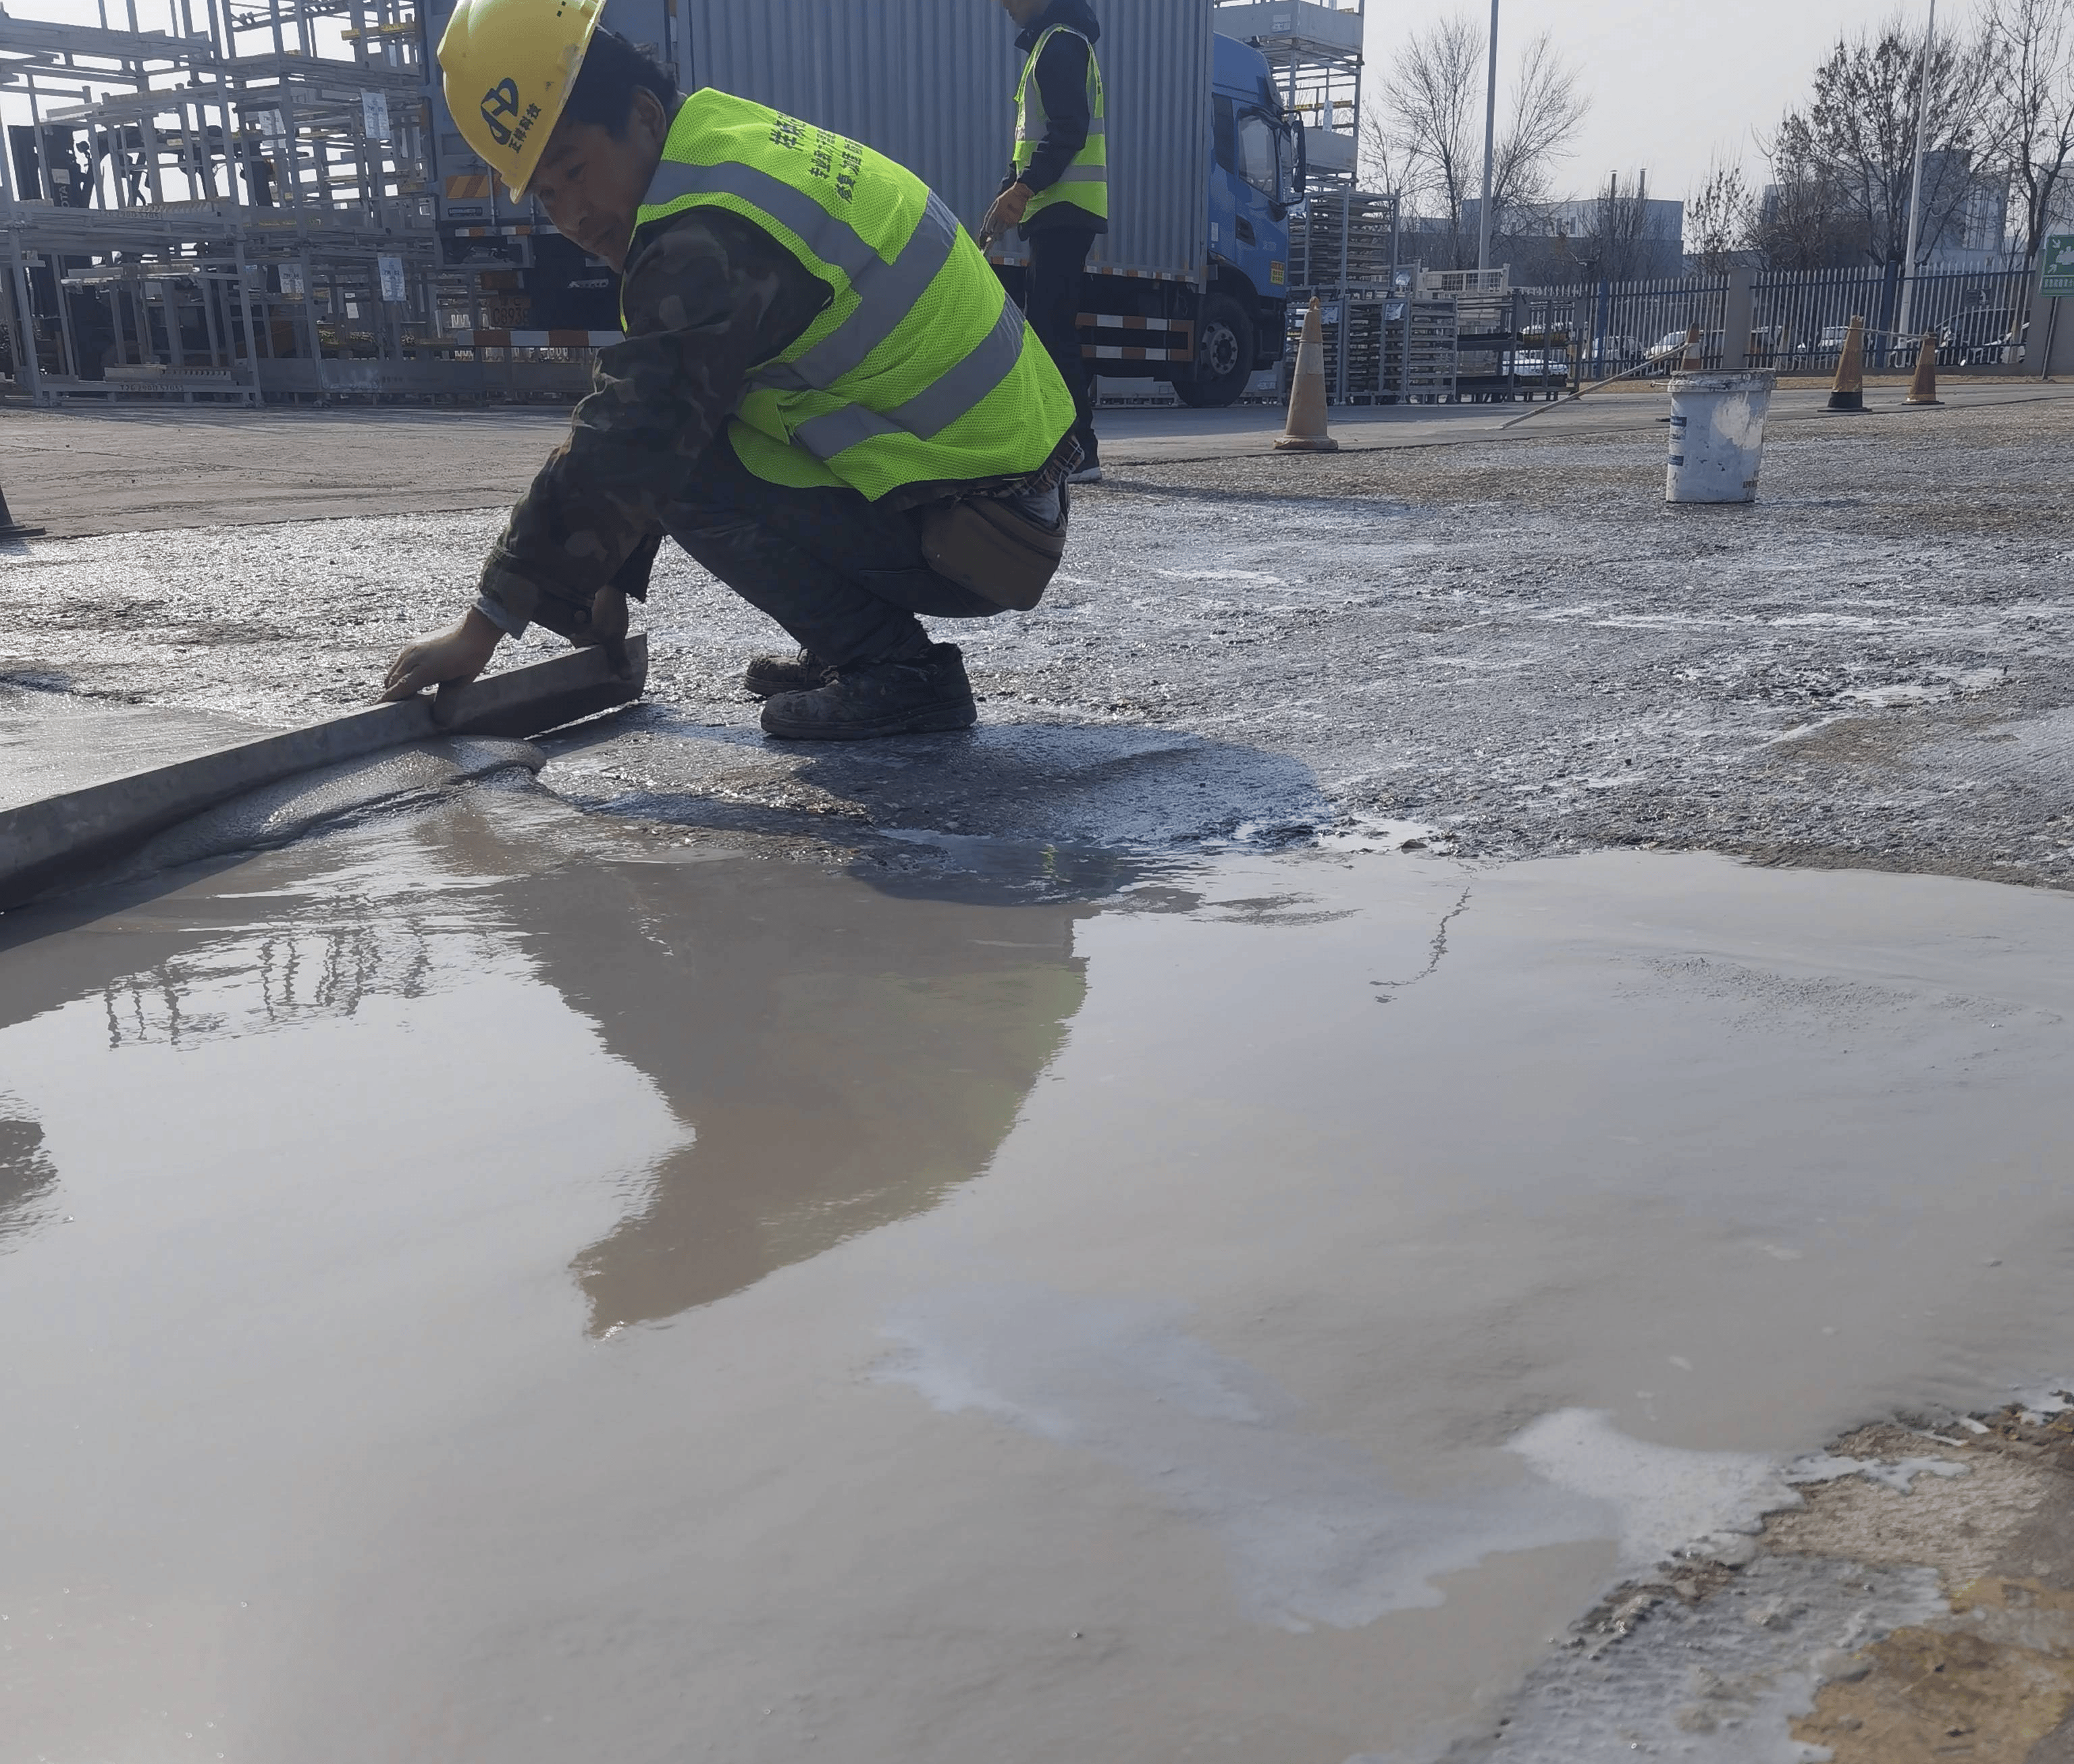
left=1176, top=294, right=1254, bottom=408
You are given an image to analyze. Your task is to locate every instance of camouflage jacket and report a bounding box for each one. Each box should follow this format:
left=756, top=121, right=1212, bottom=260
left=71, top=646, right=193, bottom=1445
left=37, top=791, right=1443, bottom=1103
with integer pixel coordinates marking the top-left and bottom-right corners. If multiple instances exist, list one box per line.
left=477, top=203, right=1076, bottom=640
left=474, top=207, right=832, bottom=640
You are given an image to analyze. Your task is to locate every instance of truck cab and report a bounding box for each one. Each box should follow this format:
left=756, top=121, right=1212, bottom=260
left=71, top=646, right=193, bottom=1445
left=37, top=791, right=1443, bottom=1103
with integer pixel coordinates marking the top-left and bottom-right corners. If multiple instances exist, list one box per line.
left=1190, top=32, right=1304, bottom=404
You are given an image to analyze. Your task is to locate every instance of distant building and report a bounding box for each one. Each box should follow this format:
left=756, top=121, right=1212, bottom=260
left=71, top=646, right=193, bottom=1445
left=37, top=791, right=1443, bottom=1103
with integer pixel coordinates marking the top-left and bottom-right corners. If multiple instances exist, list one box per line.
left=1458, top=194, right=1687, bottom=283
left=1757, top=153, right=2016, bottom=269
left=1917, top=150, right=2010, bottom=258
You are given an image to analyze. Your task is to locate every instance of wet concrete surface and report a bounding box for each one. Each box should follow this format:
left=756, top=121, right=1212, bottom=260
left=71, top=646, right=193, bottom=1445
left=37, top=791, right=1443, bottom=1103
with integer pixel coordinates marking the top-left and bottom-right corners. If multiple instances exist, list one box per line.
left=7, top=392, right=2074, bottom=884
left=0, top=680, right=271, bottom=810
left=8, top=390, right=2074, bottom=1757
left=4, top=790, right=2074, bottom=1759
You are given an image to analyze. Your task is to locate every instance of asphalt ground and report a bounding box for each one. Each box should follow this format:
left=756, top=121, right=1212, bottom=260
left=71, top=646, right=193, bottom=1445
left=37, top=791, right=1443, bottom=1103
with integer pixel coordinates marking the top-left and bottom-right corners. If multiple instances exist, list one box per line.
left=4, top=381, right=2073, bottom=885
left=2, top=375, right=2058, bottom=531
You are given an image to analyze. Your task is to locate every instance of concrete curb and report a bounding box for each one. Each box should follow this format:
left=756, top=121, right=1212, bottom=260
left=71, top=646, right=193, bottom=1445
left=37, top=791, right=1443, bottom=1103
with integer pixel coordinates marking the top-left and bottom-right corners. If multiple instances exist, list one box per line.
left=0, top=635, right=647, bottom=911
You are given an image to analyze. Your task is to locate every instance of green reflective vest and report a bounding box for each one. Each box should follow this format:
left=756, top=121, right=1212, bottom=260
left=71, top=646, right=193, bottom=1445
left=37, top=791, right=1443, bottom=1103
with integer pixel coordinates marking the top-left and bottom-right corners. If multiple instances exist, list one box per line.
left=1013, top=24, right=1108, bottom=225
left=629, top=89, right=1074, bottom=499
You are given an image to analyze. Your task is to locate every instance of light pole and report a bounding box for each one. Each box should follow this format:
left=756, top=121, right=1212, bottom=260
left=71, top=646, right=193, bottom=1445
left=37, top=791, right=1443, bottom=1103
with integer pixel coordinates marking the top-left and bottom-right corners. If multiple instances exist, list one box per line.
left=1477, top=0, right=1499, bottom=273
left=1897, top=0, right=1938, bottom=342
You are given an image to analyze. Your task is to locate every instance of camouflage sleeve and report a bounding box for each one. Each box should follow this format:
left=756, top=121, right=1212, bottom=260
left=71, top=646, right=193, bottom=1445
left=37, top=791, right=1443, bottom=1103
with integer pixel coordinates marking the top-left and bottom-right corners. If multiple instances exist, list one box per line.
left=475, top=208, right=832, bottom=640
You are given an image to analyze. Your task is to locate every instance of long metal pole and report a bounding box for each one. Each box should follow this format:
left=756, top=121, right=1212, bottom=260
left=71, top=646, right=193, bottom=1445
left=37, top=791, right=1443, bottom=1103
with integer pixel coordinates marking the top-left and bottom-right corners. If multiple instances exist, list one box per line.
left=1897, top=0, right=1937, bottom=340
left=1477, top=0, right=1499, bottom=272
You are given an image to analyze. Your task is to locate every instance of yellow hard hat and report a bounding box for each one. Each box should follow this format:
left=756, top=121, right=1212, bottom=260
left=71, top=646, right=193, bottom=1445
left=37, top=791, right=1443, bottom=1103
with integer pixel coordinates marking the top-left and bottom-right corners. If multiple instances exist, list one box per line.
left=437, top=0, right=604, bottom=196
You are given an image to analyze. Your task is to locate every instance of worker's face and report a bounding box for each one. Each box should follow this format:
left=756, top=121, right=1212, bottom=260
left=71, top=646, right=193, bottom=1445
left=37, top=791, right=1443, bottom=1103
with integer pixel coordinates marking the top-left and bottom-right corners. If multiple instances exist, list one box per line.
left=528, top=86, right=670, bottom=272
left=999, top=0, right=1047, bottom=24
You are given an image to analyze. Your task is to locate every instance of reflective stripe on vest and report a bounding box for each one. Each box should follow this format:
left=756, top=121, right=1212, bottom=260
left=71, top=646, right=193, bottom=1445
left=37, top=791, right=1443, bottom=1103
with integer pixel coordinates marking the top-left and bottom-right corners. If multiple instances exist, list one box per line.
left=1012, top=24, right=1108, bottom=223
left=630, top=89, right=1074, bottom=500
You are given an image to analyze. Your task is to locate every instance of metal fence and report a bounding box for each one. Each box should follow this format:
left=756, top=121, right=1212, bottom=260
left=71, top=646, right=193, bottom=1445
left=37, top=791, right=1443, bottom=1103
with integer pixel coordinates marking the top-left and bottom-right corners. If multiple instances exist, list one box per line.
left=1750, top=264, right=2033, bottom=371
left=1285, top=258, right=2042, bottom=404
left=1522, top=275, right=1730, bottom=381
left=1520, top=264, right=2033, bottom=383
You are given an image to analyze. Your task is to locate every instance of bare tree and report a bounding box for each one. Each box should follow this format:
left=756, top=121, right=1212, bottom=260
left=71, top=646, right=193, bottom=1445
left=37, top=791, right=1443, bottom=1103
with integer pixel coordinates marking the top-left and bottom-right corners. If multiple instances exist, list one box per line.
left=1568, top=169, right=1658, bottom=280
left=1753, top=152, right=1864, bottom=268
left=1368, top=12, right=1590, bottom=267
left=1769, top=18, right=1998, bottom=268
left=1982, top=0, right=2074, bottom=263
left=1493, top=34, right=1591, bottom=220
left=1370, top=12, right=1483, bottom=261
left=1685, top=155, right=1759, bottom=271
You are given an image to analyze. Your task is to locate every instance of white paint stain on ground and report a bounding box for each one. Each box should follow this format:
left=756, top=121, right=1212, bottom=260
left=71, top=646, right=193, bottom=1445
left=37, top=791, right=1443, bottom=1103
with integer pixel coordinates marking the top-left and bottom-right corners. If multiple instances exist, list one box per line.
left=1314, top=816, right=1450, bottom=854
left=1508, top=1408, right=1798, bottom=1571
left=876, top=1289, right=1809, bottom=1633
left=1784, top=1452, right=1971, bottom=1493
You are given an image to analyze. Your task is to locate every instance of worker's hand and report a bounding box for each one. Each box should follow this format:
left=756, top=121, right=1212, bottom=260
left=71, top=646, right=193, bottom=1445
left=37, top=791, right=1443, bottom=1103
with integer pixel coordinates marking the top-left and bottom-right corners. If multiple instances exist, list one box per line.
left=979, top=182, right=1034, bottom=247
left=573, top=583, right=634, bottom=680
left=380, top=608, right=502, bottom=701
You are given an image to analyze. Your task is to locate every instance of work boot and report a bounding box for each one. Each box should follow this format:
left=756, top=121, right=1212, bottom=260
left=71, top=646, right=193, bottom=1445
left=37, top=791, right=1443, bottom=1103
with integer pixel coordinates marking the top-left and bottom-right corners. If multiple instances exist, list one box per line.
left=1067, top=432, right=1102, bottom=485
left=741, top=647, right=831, bottom=698
left=760, top=642, right=978, bottom=741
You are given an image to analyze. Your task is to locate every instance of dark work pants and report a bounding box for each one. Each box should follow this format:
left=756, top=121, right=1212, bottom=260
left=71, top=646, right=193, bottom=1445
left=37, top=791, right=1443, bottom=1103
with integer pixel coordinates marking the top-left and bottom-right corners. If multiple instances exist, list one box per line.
left=658, top=433, right=1001, bottom=669
left=1024, top=223, right=1096, bottom=458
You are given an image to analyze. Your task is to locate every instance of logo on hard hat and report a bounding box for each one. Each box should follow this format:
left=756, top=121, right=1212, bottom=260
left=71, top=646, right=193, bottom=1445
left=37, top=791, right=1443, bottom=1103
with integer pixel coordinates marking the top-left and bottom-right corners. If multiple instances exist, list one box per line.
left=480, top=77, right=522, bottom=146
left=479, top=76, right=543, bottom=157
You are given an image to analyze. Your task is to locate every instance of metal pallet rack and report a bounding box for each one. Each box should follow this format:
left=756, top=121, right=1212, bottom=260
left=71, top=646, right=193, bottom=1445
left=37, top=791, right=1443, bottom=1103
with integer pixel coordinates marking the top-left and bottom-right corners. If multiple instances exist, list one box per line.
left=1294, top=291, right=1455, bottom=403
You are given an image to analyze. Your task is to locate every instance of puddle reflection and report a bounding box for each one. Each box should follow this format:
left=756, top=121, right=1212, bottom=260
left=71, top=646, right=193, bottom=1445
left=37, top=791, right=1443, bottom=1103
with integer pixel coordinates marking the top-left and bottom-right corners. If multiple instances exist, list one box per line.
left=511, top=855, right=1096, bottom=1333
left=0, top=803, right=1116, bottom=1331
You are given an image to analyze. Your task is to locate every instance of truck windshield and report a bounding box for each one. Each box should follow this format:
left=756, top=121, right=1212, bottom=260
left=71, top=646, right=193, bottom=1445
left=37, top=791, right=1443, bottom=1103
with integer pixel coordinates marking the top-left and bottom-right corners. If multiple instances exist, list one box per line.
left=1236, top=112, right=1279, bottom=201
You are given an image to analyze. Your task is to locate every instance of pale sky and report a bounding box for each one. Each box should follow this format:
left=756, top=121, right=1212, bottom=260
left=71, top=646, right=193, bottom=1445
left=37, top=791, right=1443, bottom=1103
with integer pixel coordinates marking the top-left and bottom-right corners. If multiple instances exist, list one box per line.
left=7, top=0, right=1939, bottom=205
left=1360, top=0, right=1940, bottom=201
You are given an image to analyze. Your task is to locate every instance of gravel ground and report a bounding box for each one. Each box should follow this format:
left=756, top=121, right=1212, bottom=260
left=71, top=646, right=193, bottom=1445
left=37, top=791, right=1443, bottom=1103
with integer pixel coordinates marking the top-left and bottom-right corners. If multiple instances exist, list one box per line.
left=4, top=391, right=2073, bottom=880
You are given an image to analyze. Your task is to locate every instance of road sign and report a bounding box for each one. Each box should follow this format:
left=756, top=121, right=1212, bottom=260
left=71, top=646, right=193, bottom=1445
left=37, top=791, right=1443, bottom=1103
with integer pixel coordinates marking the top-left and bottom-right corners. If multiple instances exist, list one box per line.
left=2046, top=234, right=2074, bottom=298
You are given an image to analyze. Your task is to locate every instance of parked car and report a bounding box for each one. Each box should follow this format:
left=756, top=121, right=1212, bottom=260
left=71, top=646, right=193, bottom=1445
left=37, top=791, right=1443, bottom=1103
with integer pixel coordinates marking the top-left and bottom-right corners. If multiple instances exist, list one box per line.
left=1946, top=308, right=2027, bottom=366
left=1576, top=334, right=1646, bottom=371
left=1645, top=328, right=1721, bottom=368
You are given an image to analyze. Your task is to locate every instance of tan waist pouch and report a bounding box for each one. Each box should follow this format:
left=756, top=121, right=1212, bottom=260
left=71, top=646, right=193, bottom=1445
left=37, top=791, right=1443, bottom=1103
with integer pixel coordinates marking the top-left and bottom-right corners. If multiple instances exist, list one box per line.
left=921, top=491, right=1069, bottom=613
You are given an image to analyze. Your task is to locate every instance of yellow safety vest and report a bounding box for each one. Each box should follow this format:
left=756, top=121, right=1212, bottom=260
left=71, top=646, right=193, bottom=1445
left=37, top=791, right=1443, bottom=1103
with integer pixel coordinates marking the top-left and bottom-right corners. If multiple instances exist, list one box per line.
left=631, top=89, right=1075, bottom=498
left=1013, top=25, right=1108, bottom=225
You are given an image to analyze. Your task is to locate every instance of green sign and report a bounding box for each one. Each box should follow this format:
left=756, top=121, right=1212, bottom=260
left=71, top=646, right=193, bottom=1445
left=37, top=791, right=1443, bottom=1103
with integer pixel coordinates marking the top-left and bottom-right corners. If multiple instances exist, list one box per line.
left=2046, top=234, right=2074, bottom=298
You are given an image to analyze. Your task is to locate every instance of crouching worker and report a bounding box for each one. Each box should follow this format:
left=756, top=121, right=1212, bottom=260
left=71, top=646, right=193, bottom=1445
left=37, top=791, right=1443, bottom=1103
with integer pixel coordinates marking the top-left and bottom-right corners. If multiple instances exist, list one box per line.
left=384, top=1, right=1080, bottom=738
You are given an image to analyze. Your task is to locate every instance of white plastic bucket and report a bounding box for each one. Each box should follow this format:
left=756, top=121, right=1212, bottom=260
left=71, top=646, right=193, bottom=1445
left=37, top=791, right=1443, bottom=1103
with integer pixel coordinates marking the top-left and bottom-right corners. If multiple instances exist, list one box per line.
left=1666, top=371, right=1776, bottom=504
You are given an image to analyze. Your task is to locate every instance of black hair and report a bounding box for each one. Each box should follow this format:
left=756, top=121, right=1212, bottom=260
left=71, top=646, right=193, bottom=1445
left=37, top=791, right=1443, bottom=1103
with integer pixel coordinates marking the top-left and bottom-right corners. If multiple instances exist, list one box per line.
left=562, top=27, right=679, bottom=137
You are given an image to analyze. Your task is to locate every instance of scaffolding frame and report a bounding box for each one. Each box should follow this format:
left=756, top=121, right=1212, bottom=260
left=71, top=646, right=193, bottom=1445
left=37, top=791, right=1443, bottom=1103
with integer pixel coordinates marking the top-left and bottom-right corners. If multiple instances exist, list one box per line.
left=0, top=0, right=551, bottom=404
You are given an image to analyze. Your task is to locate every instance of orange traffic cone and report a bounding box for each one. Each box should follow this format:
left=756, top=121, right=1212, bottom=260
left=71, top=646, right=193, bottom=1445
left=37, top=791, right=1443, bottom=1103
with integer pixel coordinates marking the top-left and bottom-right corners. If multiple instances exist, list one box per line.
left=1275, top=296, right=1338, bottom=453
left=0, top=477, right=43, bottom=540
left=1679, top=323, right=1703, bottom=371
left=1905, top=329, right=1942, bottom=406
left=1827, top=315, right=1865, bottom=412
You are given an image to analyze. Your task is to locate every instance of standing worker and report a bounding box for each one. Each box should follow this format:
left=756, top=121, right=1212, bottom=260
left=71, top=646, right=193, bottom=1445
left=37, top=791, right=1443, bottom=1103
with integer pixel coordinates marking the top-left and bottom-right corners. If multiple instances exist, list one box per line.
left=383, top=0, right=1080, bottom=740
left=982, top=0, right=1105, bottom=485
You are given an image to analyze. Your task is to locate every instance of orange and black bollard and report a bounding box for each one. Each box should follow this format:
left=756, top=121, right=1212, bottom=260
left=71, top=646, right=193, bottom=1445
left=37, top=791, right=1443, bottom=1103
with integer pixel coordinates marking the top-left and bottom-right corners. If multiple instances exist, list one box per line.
left=1905, top=329, right=1942, bottom=406
left=1275, top=297, right=1339, bottom=453
left=0, top=477, right=44, bottom=540
left=1827, top=315, right=1866, bottom=412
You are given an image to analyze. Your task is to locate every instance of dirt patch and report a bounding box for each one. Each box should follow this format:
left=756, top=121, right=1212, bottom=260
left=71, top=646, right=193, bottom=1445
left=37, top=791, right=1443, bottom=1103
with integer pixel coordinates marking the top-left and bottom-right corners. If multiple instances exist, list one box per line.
left=1766, top=1424, right=2058, bottom=1586
left=1794, top=1579, right=2074, bottom=1762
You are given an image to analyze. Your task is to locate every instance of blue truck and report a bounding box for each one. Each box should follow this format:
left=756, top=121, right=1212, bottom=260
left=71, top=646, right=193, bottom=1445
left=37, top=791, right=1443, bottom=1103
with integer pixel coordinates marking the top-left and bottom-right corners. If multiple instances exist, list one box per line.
left=995, top=28, right=1304, bottom=408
